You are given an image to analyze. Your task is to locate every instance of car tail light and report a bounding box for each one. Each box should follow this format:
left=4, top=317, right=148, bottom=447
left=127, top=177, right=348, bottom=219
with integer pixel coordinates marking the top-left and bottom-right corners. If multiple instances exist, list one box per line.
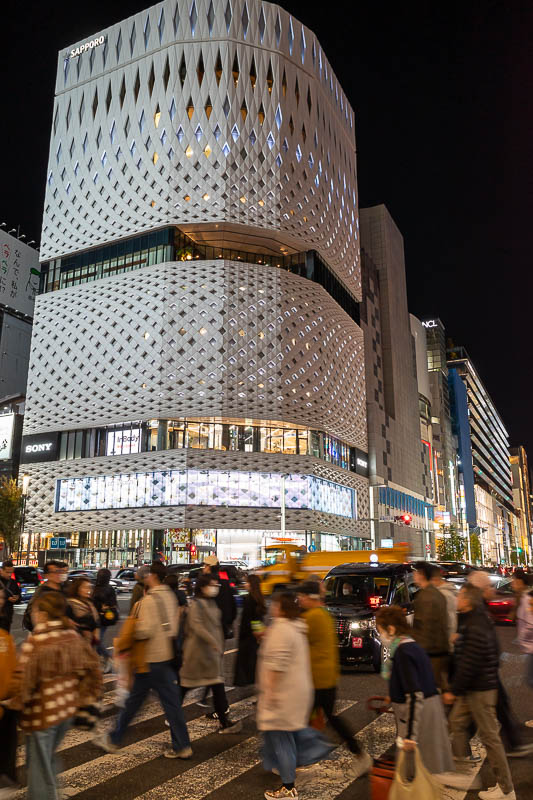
left=230, top=582, right=236, bottom=588
left=369, top=595, right=382, bottom=609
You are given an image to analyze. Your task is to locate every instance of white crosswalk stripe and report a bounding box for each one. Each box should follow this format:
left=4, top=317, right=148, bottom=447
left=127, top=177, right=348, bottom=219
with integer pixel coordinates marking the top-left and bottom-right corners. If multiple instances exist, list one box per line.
left=13, top=675, right=490, bottom=800
left=15, top=687, right=221, bottom=766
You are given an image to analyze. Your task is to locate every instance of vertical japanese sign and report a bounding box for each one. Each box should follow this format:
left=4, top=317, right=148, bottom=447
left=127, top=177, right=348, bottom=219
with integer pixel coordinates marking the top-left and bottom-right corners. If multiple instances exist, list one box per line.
left=0, top=233, right=40, bottom=317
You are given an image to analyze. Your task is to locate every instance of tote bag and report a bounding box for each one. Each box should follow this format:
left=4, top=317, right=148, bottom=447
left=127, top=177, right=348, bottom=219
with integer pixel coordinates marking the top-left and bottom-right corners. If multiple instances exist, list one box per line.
left=389, top=749, right=441, bottom=800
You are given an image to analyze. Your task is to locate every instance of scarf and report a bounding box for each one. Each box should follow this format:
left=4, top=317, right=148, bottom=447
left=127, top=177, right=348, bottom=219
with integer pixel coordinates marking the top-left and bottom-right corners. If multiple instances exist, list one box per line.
left=381, top=635, right=415, bottom=682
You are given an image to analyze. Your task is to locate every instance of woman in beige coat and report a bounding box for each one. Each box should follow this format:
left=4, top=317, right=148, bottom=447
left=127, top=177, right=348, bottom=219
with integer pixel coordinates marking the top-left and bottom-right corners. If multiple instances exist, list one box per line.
left=179, top=574, right=241, bottom=733
left=257, top=592, right=334, bottom=800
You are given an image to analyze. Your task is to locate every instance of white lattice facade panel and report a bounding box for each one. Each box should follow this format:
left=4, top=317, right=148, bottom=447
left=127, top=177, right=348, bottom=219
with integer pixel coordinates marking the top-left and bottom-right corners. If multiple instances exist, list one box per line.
left=22, top=448, right=368, bottom=537
left=24, top=260, right=366, bottom=447
left=42, top=0, right=360, bottom=296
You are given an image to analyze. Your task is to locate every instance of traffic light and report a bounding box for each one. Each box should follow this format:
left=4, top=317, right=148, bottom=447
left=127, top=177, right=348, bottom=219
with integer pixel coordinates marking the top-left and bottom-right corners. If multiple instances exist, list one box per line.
left=395, top=513, right=412, bottom=526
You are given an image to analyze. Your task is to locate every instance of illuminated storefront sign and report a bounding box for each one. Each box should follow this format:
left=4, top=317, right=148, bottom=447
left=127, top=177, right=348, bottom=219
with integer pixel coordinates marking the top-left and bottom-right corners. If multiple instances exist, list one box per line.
left=55, top=469, right=357, bottom=519
left=106, top=428, right=141, bottom=456
left=69, top=36, right=106, bottom=58
left=421, top=320, right=437, bottom=329
left=21, top=432, right=59, bottom=464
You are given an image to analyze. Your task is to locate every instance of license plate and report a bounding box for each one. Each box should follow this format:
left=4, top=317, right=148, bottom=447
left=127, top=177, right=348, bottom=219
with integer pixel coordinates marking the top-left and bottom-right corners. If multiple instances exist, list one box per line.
left=351, top=637, right=363, bottom=649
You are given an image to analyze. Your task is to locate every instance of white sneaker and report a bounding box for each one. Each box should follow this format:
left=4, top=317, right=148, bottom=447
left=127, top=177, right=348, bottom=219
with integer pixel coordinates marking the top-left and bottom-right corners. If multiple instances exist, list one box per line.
left=264, top=789, right=298, bottom=800
left=478, top=786, right=516, bottom=800
left=434, top=772, right=481, bottom=790
left=93, top=733, right=119, bottom=754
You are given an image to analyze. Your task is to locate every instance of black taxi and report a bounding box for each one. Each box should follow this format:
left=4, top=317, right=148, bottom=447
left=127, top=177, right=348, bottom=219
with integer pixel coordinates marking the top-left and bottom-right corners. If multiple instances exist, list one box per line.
left=324, top=561, right=416, bottom=671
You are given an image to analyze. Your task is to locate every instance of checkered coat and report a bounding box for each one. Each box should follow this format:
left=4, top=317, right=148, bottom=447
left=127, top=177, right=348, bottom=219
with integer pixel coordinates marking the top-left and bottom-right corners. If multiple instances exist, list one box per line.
left=12, top=620, right=102, bottom=731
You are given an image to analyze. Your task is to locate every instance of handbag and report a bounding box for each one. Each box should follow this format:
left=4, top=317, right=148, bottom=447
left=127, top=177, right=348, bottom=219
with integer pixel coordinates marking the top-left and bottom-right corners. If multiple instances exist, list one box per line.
left=389, top=749, right=441, bottom=800
left=100, top=605, right=119, bottom=627
left=114, top=601, right=148, bottom=674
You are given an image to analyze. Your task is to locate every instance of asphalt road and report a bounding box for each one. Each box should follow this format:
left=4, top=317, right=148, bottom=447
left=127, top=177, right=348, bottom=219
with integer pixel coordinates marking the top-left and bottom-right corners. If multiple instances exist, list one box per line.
left=9, top=596, right=533, bottom=800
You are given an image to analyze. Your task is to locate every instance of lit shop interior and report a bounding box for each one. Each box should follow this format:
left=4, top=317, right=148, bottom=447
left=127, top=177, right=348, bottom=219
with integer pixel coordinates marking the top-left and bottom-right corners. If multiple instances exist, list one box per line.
left=31, top=527, right=369, bottom=569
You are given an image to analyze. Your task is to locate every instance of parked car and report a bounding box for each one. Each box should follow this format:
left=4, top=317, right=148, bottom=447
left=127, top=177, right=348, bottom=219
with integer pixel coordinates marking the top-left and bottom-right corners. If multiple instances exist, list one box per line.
left=323, top=562, right=416, bottom=672
left=486, top=577, right=516, bottom=624
left=114, top=568, right=138, bottom=590
left=66, top=569, right=128, bottom=593
left=10, top=566, right=44, bottom=604
left=437, top=561, right=472, bottom=578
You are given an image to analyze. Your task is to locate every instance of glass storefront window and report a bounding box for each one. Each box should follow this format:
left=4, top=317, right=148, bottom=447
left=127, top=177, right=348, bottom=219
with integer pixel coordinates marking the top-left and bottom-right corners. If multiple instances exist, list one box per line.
left=298, top=430, right=308, bottom=454
left=45, top=420, right=365, bottom=476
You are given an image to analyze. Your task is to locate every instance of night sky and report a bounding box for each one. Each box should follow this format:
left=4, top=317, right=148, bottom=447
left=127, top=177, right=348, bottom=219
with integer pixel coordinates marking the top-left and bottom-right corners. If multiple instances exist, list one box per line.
left=2, top=1, right=531, bottom=452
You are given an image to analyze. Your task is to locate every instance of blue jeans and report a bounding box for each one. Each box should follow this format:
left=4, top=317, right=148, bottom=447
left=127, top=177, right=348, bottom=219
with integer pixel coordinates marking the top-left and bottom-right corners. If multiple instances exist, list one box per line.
left=262, top=729, right=334, bottom=784
left=26, top=719, right=71, bottom=800
left=110, top=661, right=190, bottom=752
left=526, top=653, right=533, bottom=690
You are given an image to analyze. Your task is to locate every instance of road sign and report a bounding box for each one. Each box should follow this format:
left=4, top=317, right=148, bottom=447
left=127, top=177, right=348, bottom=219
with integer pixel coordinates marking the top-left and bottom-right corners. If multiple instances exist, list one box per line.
left=425, top=544, right=431, bottom=552
left=50, top=537, right=66, bottom=549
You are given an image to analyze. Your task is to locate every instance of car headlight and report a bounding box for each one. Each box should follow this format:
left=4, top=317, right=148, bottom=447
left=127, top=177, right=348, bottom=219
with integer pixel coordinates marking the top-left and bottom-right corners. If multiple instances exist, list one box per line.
left=351, top=619, right=376, bottom=631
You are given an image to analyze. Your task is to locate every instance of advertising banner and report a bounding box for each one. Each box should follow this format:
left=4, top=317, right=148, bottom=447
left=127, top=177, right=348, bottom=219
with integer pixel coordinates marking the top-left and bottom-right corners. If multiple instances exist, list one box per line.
left=0, top=233, right=40, bottom=317
left=0, top=414, right=15, bottom=460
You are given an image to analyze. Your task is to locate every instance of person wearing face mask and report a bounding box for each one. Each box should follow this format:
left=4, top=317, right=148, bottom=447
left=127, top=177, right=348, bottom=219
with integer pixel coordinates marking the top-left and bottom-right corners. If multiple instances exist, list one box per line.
left=341, top=581, right=354, bottom=599
left=22, top=561, right=68, bottom=633
left=375, top=605, right=465, bottom=788
left=179, top=575, right=242, bottom=734
left=96, top=561, right=192, bottom=758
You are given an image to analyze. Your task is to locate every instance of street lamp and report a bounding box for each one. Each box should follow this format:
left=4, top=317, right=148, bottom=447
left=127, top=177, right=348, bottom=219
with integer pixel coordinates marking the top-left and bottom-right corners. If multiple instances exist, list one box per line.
left=21, top=474, right=30, bottom=566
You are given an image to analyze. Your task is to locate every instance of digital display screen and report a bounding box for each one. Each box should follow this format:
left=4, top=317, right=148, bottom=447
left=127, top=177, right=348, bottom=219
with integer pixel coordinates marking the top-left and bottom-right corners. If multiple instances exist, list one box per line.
left=55, top=469, right=356, bottom=519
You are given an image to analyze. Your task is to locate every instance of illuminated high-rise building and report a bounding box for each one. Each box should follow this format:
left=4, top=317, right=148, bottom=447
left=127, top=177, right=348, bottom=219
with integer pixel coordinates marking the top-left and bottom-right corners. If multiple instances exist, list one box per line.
left=21, top=0, right=368, bottom=565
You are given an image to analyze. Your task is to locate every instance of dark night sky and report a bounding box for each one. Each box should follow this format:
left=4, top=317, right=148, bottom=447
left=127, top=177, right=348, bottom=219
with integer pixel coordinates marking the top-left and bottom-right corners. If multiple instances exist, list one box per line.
left=2, top=1, right=532, bottom=451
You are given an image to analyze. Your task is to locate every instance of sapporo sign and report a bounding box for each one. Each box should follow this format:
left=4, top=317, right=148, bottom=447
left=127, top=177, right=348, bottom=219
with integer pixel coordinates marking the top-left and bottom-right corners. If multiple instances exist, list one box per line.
left=69, top=36, right=106, bottom=58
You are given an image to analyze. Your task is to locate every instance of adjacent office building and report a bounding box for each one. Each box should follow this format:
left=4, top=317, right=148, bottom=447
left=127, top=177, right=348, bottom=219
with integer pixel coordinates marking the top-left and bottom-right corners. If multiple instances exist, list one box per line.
left=510, top=446, right=533, bottom=562
left=21, top=0, right=369, bottom=566
left=360, top=206, right=434, bottom=557
left=448, top=345, right=515, bottom=563
left=0, top=230, right=39, bottom=479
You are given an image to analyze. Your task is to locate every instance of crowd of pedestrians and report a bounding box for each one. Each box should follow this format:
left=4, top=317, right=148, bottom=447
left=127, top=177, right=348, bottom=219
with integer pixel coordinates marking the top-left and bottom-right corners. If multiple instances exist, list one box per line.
left=0, top=555, right=531, bottom=800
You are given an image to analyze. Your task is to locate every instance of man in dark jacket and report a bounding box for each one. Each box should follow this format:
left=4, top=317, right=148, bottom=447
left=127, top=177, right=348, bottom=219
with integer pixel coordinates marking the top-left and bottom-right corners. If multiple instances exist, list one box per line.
left=0, top=561, right=20, bottom=632
left=412, top=561, right=449, bottom=688
left=444, top=584, right=515, bottom=800
left=203, top=556, right=236, bottom=639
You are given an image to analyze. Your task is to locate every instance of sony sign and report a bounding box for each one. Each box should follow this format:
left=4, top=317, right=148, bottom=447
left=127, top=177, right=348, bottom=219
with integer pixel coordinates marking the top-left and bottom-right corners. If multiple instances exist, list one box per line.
left=21, top=432, right=59, bottom=464
left=26, top=443, right=54, bottom=454
left=421, top=319, right=437, bottom=329
left=69, top=36, right=106, bottom=58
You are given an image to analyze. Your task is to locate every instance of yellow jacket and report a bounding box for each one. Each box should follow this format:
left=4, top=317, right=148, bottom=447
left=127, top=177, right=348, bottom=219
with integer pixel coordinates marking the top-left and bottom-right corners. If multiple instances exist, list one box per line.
left=0, top=629, right=16, bottom=719
left=302, top=606, right=339, bottom=689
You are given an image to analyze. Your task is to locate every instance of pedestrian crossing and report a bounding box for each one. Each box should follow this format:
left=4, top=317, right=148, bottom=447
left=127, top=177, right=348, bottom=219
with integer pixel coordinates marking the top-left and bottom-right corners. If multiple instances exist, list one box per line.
left=12, top=678, right=488, bottom=800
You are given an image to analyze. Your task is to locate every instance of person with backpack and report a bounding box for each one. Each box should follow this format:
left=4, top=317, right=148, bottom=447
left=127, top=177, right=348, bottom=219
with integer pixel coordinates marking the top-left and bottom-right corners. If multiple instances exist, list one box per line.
left=95, top=561, right=191, bottom=759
